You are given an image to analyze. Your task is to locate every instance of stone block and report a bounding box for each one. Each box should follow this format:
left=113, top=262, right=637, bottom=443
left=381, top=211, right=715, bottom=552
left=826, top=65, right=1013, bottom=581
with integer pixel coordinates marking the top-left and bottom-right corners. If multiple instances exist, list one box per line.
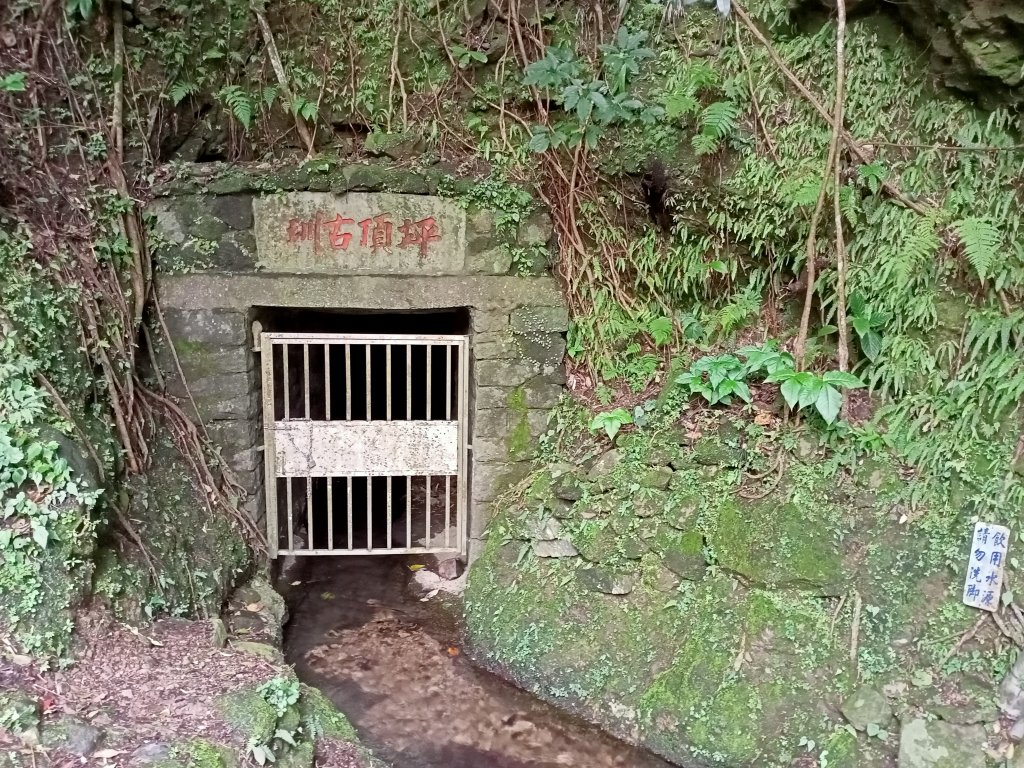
left=468, top=501, right=493, bottom=538
left=149, top=199, right=187, bottom=245
left=474, top=359, right=539, bottom=387
left=211, top=194, right=254, bottom=229
left=466, top=207, right=500, bottom=251
left=472, top=460, right=529, bottom=503
left=471, top=438, right=508, bottom=462
left=212, top=230, right=258, bottom=271
left=474, top=331, right=518, bottom=360
left=514, top=332, right=566, bottom=369
left=523, top=377, right=563, bottom=408
left=167, top=343, right=252, bottom=380
left=206, top=419, right=260, bottom=452
left=189, top=213, right=229, bottom=241
left=517, top=209, right=553, bottom=247
left=473, top=408, right=510, bottom=440
left=474, top=386, right=513, bottom=410
left=526, top=409, right=550, bottom=438
left=510, top=305, right=569, bottom=334
left=466, top=245, right=513, bottom=275
left=162, top=308, right=248, bottom=346
left=181, top=375, right=258, bottom=422
left=252, top=191, right=465, bottom=275
left=472, top=310, right=510, bottom=333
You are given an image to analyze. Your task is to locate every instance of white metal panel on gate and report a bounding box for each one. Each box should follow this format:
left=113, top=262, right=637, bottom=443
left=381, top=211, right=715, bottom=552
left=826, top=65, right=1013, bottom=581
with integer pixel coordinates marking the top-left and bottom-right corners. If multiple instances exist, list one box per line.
left=260, top=331, right=468, bottom=558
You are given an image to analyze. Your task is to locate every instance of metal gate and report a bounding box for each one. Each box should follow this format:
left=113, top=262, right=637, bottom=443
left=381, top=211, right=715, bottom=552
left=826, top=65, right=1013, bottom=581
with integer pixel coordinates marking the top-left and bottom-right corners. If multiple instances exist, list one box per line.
left=259, top=332, right=468, bottom=558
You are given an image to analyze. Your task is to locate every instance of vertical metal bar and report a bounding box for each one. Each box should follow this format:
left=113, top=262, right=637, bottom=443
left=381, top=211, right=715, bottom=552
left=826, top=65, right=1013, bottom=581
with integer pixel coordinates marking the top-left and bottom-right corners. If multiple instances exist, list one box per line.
left=324, top=344, right=332, bottom=421
left=406, top=345, right=412, bottom=420
left=457, top=340, right=468, bottom=555
left=406, top=475, right=412, bottom=549
left=365, top=343, right=372, bottom=420
left=386, top=475, right=392, bottom=549
left=446, top=344, right=452, bottom=420
left=306, top=476, right=313, bottom=550
left=260, top=335, right=279, bottom=558
left=282, top=343, right=290, bottom=420
left=303, top=344, right=311, bottom=419
left=346, top=476, right=353, bottom=550
left=425, top=474, right=431, bottom=547
left=426, top=344, right=432, bottom=420
left=386, top=345, right=392, bottom=421
left=367, top=477, right=374, bottom=551
left=344, top=344, right=352, bottom=420
left=445, top=475, right=451, bottom=549
left=327, top=478, right=334, bottom=550
left=286, top=477, right=294, bottom=553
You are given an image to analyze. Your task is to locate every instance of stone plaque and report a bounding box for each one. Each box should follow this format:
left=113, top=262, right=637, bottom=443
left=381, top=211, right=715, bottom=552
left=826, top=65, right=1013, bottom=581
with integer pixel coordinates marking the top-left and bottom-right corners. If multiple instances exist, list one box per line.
left=253, top=192, right=467, bottom=274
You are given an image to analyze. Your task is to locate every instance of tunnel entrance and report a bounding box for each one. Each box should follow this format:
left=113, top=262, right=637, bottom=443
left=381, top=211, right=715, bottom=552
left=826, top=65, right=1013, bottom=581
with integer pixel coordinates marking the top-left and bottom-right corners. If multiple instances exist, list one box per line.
left=255, top=308, right=470, bottom=559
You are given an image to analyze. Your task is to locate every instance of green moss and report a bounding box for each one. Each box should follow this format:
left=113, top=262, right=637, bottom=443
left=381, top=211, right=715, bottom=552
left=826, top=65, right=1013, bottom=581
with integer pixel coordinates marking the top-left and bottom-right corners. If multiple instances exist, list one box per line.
left=503, top=386, right=532, bottom=459
left=216, top=687, right=277, bottom=744
left=297, top=685, right=358, bottom=742
left=182, top=740, right=237, bottom=768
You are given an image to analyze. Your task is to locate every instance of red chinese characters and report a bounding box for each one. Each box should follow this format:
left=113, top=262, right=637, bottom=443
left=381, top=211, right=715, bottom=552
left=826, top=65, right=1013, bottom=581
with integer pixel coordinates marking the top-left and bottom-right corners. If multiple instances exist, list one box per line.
left=285, top=211, right=442, bottom=257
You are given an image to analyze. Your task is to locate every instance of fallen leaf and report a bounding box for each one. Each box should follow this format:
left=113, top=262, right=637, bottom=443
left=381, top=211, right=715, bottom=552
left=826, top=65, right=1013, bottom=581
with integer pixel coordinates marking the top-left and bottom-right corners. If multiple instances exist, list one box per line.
left=753, top=412, right=774, bottom=426
left=447, top=647, right=460, bottom=657
left=408, top=564, right=425, bottom=571
left=10, top=654, right=32, bottom=667
left=245, top=602, right=264, bottom=612
left=320, top=592, right=335, bottom=601
left=92, top=749, right=124, bottom=760
left=290, top=580, right=303, bottom=586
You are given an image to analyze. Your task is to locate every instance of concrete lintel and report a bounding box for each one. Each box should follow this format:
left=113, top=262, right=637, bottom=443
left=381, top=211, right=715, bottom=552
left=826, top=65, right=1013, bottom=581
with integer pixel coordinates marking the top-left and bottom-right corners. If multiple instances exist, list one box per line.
left=156, top=274, right=564, bottom=313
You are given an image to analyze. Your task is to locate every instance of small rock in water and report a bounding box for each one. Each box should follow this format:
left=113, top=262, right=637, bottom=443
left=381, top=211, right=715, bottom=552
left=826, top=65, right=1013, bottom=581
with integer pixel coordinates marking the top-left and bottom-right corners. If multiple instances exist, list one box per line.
left=533, top=539, right=578, bottom=558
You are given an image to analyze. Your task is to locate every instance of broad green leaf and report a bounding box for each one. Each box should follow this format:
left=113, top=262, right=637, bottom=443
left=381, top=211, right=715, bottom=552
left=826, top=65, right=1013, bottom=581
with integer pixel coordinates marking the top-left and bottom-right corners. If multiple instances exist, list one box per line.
left=861, top=331, right=882, bottom=361
left=796, top=375, right=823, bottom=409
left=822, top=370, right=864, bottom=389
left=814, top=384, right=842, bottom=424
left=733, top=380, right=752, bottom=403
left=780, top=377, right=802, bottom=408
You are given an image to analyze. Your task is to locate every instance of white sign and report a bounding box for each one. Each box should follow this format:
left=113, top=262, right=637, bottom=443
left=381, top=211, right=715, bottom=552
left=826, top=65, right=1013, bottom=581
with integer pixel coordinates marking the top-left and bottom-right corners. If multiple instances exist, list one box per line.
left=962, top=521, right=1010, bottom=612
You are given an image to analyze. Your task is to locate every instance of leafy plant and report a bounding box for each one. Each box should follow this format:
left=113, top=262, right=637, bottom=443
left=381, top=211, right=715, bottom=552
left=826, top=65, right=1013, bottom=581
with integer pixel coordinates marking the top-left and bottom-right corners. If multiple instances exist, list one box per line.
left=589, top=408, right=633, bottom=441
left=847, top=293, right=887, bottom=362
left=0, top=72, right=27, bottom=92
left=953, top=216, right=1001, bottom=282
left=766, top=368, right=864, bottom=424
left=676, top=354, right=752, bottom=406
left=451, top=45, right=487, bottom=69
left=736, top=341, right=795, bottom=377
left=218, top=85, right=253, bottom=130
left=258, top=677, right=300, bottom=717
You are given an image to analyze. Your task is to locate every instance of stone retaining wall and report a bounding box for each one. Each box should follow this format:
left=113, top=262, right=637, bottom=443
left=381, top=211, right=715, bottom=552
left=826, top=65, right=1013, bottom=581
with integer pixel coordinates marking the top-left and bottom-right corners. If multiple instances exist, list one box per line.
left=150, top=161, right=567, bottom=560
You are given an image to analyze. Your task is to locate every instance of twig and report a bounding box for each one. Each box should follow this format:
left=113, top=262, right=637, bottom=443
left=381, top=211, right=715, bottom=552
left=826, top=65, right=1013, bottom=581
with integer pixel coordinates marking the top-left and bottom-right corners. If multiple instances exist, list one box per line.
left=940, top=611, right=989, bottom=668
left=831, top=0, right=851, bottom=417
left=251, top=0, right=316, bottom=157
left=111, top=0, right=125, bottom=163
left=734, top=18, right=779, bottom=163
left=849, top=590, right=862, bottom=669
left=829, top=593, right=847, bottom=641
left=387, top=0, right=409, bottom=130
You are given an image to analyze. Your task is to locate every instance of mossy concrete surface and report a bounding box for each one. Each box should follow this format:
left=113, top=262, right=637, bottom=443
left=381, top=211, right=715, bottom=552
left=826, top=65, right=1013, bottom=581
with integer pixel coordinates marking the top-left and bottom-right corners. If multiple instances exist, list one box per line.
left=465, top=412, right=996, bottom=767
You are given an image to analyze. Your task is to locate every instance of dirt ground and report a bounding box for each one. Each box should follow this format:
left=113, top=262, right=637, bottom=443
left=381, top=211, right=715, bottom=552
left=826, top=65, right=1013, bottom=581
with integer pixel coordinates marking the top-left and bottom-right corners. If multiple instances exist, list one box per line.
left=1, top=611, right=367, bottom=767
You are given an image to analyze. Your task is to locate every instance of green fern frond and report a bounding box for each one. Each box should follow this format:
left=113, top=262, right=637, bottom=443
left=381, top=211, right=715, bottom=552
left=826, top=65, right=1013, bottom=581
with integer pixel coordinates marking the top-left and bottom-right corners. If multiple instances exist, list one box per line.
left=218, top=85, right=253, bottom=130
left=169, top=81, right=198, bottom=106
left=954, top=216, right=1001, bottom=282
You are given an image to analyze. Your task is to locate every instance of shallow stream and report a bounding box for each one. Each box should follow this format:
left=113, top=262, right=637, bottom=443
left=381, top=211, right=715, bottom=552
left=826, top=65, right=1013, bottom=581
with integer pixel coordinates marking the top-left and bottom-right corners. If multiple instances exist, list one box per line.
left=284, top=556, right=673, bottom=768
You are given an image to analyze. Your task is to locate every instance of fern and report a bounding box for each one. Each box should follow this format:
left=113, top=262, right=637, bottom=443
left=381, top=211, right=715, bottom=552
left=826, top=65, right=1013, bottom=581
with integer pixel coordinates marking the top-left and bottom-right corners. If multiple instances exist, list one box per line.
left=218, top=85, right=253, bottom=130
left=693, top=100, right=739, bottom=156
left=954, top=216, right=1001, bottom=282
left=169, top=81, right=198, bottom=106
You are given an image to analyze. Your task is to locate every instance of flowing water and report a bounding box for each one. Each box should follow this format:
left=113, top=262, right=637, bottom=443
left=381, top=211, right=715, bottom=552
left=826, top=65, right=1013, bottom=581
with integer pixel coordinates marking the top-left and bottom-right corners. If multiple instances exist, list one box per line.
left=284, top=556, right=674, bottom=768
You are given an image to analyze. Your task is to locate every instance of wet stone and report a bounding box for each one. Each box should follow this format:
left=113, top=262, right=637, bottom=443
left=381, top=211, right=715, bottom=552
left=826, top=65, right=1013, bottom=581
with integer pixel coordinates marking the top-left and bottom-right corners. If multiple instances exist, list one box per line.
left=841, top=685, right=892, bottom=731
left=691, top=438, right=746, bottom=467
left=546, top=497, right=574, bottom=519
left=621, top=536, right=648, bottom=560
left=533, top=538, right=578, bottom=558
left=578, top=566, right=635, bottom=595
left=42, top=716, right=103, bottom=756
left=668, top=494, right=701, bottom=529
left=632, top=490, right=668, bottom=519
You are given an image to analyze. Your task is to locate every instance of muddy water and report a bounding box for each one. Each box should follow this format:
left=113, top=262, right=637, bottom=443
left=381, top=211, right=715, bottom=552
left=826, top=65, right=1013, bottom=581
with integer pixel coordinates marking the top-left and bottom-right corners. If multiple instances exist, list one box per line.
left=284, top=556, right=673, bottom=768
